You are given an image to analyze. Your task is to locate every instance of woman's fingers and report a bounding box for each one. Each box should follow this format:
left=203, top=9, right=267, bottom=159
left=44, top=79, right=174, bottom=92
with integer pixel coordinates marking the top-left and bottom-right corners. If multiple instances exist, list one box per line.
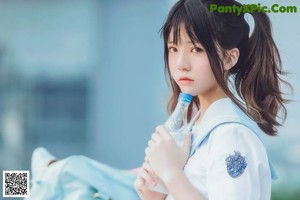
left=151, top=131, right=161, bottom=143
left=134, top=176, right=145, bottom=193
left=143, top=161, right=157, bottom=178
left=134, top=166, right=157, bottom=196
left=148, top=140, right=155, bottom=148
left=145, top=147, right=150, bottom=157
left=147, top=125, right=169, bottom=151
left=141, top=166, right=157, bottom=186
left=148, top=126, right=167, bottom=150
left=155, top=125, right=172, bottom=141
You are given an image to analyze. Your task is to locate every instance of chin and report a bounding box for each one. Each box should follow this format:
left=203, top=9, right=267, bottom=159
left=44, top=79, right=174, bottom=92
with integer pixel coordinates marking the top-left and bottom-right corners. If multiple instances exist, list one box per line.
left=179, top=88, right=198, bottom=96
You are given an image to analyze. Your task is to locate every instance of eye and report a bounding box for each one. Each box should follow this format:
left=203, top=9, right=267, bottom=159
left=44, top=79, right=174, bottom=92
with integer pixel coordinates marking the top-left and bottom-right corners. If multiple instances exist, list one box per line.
left=168, top=46, right=178, bottom=53
left=191, top=47, right=204, bottom=53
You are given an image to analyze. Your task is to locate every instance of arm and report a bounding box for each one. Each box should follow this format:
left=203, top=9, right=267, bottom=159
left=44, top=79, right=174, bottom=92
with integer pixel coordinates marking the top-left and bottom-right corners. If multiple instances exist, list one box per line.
left=205, top=124, right=272, bottom=200
left=162, top=169, right=204, bottom=200
left=145, top=125, right=205, bottom=200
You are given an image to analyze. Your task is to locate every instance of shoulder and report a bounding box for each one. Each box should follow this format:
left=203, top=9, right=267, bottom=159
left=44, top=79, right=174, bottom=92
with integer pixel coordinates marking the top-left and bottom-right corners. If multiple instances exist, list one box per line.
left=205, top=123, right=270, bottom=169
left=208, top=123, right=266, bottom=153
left=204, top=123, right=272, bottom=199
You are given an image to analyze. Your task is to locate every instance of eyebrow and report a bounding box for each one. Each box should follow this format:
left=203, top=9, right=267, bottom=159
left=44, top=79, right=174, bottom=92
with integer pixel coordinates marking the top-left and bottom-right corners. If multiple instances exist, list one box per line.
left=167, top=41, right=195, bottom=44
left=167, top=41, right=201, bottom=45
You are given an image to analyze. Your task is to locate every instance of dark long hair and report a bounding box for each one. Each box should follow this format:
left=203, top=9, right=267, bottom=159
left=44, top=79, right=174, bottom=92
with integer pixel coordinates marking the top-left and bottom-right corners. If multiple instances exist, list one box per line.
left=161, top=0, right=292, bottom=136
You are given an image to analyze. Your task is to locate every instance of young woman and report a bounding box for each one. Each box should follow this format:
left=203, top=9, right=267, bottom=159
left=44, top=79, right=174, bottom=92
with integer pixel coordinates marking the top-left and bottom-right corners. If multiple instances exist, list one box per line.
left=26, top=0, right=290, bottom=199
left=134, top=0, right=290, bottom=199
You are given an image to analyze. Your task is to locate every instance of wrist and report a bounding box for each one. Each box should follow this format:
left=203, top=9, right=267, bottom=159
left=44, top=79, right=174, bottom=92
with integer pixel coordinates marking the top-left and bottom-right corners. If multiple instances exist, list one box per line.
left=160, top=168, right=182, bottom=186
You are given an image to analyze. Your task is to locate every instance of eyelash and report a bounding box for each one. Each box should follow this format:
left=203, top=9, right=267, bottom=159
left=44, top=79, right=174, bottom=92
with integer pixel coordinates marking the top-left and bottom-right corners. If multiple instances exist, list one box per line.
left=168, top=46, right=203, bottom=53
left=168, top=47, right=176, bottom=53
left=192, top=47, right=203, bottom=53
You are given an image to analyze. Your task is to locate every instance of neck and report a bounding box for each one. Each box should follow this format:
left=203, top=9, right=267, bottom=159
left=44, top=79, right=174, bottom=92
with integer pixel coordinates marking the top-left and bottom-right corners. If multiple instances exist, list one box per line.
left=196, top=87, right=228, bottom=124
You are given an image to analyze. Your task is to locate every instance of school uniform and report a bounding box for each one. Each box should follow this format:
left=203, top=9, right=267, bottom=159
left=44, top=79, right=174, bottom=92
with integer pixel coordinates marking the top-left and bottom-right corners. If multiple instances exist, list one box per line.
left=26, top=97, right=276, bottom=200
left=166, top=97, right=277, bottom=200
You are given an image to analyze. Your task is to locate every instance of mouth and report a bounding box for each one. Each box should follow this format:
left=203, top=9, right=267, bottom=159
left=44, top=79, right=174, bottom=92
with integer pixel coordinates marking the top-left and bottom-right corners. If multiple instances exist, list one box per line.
left=178, top=77, right=194, bottom=84
left=179, top=77, right=194, bottom=81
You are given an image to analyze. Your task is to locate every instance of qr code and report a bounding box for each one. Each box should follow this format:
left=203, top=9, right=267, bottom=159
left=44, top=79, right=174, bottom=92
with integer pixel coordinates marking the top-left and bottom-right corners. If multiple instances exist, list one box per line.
left=3, top=170, right=30, bottom=197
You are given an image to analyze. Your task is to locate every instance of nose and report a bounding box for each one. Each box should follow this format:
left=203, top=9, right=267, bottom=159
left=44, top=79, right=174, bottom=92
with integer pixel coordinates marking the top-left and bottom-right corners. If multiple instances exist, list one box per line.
left=176, top=52, right=191, bottom=71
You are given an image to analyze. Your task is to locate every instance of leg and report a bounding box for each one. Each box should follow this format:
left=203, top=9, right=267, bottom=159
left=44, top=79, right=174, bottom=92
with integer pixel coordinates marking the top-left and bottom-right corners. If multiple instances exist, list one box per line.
left=59, top=155, right=140, bottom=200
left=27, top=148, right=140, bottom=200
left=27, top=148, right=97, bottom=200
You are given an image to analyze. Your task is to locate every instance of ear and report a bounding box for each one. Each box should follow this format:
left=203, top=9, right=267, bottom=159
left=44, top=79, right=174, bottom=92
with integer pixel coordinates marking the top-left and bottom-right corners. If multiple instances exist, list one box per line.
left=224, top=48, right=240, bottom=71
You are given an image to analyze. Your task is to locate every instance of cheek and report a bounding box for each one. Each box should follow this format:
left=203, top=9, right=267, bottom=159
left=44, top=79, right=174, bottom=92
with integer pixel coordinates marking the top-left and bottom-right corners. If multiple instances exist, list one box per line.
left=193, top=58, right=212, bottom=77
left=193, top=59, right=217, bottom=86
left=168, top=56, right=177, bottom=76
left=200, top=65, right=214, bottom=78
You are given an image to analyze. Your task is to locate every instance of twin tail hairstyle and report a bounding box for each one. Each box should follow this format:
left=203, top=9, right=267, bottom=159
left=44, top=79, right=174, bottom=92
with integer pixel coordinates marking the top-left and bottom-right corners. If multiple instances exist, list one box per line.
left=161, top=0, right=292, bottom=136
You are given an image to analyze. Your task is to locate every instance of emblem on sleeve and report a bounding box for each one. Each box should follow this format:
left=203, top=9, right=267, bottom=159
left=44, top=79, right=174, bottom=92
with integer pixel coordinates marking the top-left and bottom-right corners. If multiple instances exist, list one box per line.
left=225, top=151, right=247, bottom=178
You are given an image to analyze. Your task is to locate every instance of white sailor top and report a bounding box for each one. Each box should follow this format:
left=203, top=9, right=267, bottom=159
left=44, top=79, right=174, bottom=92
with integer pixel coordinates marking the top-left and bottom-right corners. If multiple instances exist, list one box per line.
left=165, top=97, right=277, bottom=200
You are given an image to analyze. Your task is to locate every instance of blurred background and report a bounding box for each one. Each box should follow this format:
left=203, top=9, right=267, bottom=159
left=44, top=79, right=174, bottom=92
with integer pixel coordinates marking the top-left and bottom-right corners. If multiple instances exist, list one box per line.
left=0, top=0, right=299, bottom=199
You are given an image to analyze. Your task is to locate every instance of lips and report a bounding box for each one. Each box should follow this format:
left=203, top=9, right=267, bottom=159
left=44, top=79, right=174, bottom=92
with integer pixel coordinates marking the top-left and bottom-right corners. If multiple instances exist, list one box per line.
left=179, top=77, right=193, bottom=81
left=178, top=77, right=194, bottom=85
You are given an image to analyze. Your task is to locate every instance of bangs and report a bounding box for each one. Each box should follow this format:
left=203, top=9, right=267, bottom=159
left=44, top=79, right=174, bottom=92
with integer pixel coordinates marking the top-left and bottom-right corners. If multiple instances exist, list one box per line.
left=161, top=0, right=226, bottom=97
left=161, top=1, right=200, bottom=46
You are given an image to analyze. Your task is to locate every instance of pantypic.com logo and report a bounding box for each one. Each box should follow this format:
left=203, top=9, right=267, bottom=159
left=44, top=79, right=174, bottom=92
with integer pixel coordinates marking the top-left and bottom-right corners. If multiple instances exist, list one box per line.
left=210, top=3, right=297, bottom=15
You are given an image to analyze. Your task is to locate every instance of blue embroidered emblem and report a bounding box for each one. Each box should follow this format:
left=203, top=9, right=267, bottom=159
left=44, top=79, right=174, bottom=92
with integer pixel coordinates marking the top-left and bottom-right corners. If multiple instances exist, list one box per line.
left=225, top=151, right=247, bottom=178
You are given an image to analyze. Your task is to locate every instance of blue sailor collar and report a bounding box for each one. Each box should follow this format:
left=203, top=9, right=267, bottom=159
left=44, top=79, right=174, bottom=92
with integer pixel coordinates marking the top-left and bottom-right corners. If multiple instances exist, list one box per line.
left=187, top=97, right=278, bottom=180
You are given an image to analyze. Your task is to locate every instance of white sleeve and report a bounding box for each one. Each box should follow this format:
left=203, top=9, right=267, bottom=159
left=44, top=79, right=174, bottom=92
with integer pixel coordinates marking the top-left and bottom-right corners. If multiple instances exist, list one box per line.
left=206, top=123, right=271, bottom=200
